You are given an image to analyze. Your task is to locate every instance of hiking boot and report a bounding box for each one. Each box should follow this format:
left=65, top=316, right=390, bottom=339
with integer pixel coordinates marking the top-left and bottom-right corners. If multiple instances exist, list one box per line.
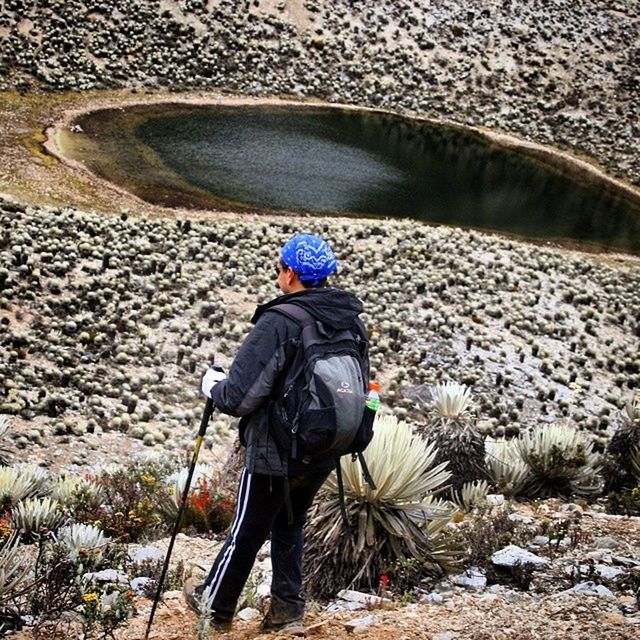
left=261, top=610, right=305, bottom=635
left=182, top=578, right=233, bottom=631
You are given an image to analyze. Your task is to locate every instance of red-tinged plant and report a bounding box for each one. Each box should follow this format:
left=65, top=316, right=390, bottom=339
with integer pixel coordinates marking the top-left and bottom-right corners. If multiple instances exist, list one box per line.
left=182, top=478, right=235, bottom=534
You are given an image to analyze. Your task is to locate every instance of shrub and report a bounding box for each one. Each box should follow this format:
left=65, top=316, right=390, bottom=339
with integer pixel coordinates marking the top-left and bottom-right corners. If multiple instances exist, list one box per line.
left=606, top=487, right=640, bottom=517
left=0, top=465, right=49, bottom=511
left=485, top=437, right=531, bottom=496
left=0, top=417, right=12, bottom=466
left=183, top=477, right=234, bottom=534
left=27, top=539, right=134, bottom=638
left=54, top=523, right=110, bottom=561
left=419, top=382, right=486, bottom=493
left=0, top=535, right=32, bottom=605
left=77, top=456, right=177, bottom=542
left=303, top=414, right=459, bottom=599
left=606, top=391, right=640, bottom=491
left=454, top=479, right=490, bottom=510
left=517, top=423, right=602, bottom=498
left=162, top=464, right=235, bottom=534
left=50, top=475, right=104, bottom=512
left=11, top=497, right=66, bottom=543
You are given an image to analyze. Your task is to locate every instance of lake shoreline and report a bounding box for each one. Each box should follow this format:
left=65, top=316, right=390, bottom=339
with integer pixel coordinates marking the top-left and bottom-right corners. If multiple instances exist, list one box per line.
left=48, top=92, right=640, bottom=212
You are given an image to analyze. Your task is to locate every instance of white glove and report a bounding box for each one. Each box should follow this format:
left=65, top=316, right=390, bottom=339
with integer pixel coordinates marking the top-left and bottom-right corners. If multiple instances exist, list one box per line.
left=201, top=366, right=227, bottom=398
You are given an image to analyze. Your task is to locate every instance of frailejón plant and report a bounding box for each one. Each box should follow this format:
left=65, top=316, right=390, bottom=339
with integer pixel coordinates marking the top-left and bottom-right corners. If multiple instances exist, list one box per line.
left=517, top=423, right=601, bottom=497
left=11, top=496, right=66, bottom=541
left=304, top=414, right=458, bottom=598
left=421, top=382, right=486, bottom=492
left=485, top=437, right=531, bottom=496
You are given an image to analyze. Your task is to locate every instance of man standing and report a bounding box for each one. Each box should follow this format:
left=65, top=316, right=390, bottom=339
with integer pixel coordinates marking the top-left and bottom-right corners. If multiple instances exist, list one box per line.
left=185, top=233, right=369, bottom=633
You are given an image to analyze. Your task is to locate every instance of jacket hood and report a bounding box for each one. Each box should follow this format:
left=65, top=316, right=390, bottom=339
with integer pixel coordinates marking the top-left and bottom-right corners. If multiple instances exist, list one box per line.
left=252, top=287, right=364, bottom=330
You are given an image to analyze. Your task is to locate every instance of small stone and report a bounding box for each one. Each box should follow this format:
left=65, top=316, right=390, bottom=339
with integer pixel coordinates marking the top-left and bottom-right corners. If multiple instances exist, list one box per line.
left=419, top=591, right=444, bottom=605
left=344, top=615, right=376, bottom=633
left=325, top=602, right=365, bottom=613
left=491, top=545, right=548, bottom=568
left=130, top=546, right=164, bottom=563
left=504, top=589, right=525, bottom=603
left=595, top=564, right=625, bottom=580
left=433, top=633, right=458, bottom=640
left=237, top=607, right=261, bottom=621
left=130, top=576, right=153, bottom=594
left=563, top=581, right=614, bottom=597
left=452, top=567, right=486, bottom=592
left=337, top=589, right=388, bottom=605
left=508, top=514, right=536, bottom=524
left=594, top=536, right=620, bottom=550
left=486, top=494, right=505, bottom=506
left=83, top=569, right=129, bottom=584
left=612, top=555, right=640, bottom=567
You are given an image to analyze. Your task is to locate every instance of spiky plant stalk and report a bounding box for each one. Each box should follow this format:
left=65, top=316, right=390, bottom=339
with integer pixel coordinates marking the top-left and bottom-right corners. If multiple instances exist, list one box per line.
left=0, top=535, right=32, bottom=605
left=607, top=392, right=640, bottom=490
left=50, top=475, right=104, bottom=510
left=54, top=523, right=110, bottom=559
left=0, top=417, right=12, bottom=466
left=0, top=466, right=48, bottom=510
left=454, top=479, right=490, bottom=510
left=11, top=496, right=66, bottom=542
left=632, top=447, right=640, bottom=481
left=13, top=464, right=50, bottom=495
left=420, top=382, right=486, bottom=494
left=485, top=437, right=531, bottom=497
left=303, top=414, right=459, bottom=599
left=517, top=424, right=602, bottom=498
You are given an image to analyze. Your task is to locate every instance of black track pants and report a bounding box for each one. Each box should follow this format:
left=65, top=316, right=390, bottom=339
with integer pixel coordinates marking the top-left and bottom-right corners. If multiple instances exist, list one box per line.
left=203, top=468, right=330, bottom=622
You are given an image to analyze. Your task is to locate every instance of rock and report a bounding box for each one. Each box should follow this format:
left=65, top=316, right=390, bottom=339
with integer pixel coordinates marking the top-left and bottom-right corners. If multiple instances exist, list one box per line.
left=83, top=569, right=129, bottom=584
left=562, top=581, right=614, bottom=597
left=337, top=589, right=388, bottom=606
left=508, top=514, right=536, bottom=524
left=419, top=591, right=444, bottom=605
left=594, top=536, right=620, bottom=550
left=256, top=581, right=271, bottom=599
left=452, top=567, right=487, bottom=592
left=486, top=494, right=505, bottom=506
left=130, top=576, right=153, bottom=594
left=433, top=633, right=458, bottom=640
left=344, top=615, right=376, bottom=633
left=612, top=555, right=640, bottom=567
left=491, top=545, right=548, bottom=568
left=130, top=545, right=164, bottom=563
left=594, top=564, right=625, bottom=580
left=237, top=607, right=261, bottom=621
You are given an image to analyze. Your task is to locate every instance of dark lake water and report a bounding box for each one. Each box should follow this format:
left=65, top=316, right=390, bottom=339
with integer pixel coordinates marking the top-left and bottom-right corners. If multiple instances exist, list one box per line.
left=65, top=103, right=640, bottom=254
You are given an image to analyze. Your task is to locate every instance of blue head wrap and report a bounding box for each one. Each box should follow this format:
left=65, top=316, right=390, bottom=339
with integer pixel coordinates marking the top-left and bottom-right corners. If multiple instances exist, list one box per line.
left=280, top=234, right=337, bottom=286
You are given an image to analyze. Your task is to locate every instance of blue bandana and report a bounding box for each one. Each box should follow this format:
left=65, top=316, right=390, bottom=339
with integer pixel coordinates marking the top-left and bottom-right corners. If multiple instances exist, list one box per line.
left=280, top=234, right=337, bottom=285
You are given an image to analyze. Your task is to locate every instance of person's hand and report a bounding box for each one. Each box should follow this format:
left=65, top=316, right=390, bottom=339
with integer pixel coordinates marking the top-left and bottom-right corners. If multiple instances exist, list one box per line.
left=201, top=366, right=226, bottom=398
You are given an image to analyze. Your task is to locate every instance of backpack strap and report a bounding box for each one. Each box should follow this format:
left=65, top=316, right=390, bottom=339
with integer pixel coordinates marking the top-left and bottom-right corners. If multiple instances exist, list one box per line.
left=356, top=451, right=377, bottom=491
left=335, top=458, right=352, bottom=533
left=270, top=303, right=355, bottom=344
left=269, top=302, right=314, bottom=325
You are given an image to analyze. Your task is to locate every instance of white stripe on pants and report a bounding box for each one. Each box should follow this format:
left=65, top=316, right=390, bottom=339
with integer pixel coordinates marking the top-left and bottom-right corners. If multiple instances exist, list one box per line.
left=206, top=468, right=252, bottom=607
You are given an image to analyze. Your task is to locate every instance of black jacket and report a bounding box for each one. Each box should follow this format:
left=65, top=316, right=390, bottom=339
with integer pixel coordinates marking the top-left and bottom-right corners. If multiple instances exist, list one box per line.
left=210, top=287, right=368, bottom=476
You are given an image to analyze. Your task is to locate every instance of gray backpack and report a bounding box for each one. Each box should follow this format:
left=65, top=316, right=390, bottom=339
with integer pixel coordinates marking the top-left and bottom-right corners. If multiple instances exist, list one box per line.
left=268, top=303, right=374, bottom=462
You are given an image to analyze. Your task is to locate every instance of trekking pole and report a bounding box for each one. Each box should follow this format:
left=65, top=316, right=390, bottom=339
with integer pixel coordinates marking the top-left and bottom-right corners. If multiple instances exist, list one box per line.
left=144, top=396, right=215, bottom=640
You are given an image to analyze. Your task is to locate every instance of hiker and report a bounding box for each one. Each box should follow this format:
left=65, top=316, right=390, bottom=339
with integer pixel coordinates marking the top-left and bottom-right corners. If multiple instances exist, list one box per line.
left=184, top=233, right=370, bottom=633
